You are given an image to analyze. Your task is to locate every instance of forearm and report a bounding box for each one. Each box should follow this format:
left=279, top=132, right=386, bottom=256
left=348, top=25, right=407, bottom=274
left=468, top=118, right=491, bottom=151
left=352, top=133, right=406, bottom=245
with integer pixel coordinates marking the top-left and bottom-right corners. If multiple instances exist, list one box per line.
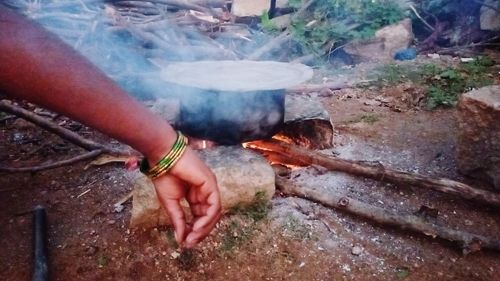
left=0, top=6, right=175, bottom=160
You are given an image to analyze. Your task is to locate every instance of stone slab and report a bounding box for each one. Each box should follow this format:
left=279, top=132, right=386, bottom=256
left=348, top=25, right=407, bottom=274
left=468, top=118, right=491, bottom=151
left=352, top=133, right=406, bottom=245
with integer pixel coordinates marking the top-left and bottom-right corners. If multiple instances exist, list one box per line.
left=457, top=85, right=500, bottom=190
left=130, top=146, right=276, bottom=228
left=344, top=19, right=413, bottom=63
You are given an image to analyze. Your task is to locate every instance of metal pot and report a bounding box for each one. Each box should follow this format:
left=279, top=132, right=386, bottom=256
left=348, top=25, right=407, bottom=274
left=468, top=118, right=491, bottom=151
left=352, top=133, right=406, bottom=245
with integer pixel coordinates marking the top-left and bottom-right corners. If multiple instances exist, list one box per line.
left=160, top=61, right=312, bottom=144
left=177, top=88, right=285, bottom=145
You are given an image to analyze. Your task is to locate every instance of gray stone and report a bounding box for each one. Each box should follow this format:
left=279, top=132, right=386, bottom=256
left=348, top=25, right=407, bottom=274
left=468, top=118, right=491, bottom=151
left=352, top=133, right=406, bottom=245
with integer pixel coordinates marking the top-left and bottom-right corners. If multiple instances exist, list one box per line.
left=351, top=245, right=363, bottom=256
left=271, top=14, right=291, bottom=30
left=278, top=93, right=334, bottom=149
left=129, top=171, right=170, bottom=228
left=480, top=0, right=500, bottom=31
left=344, top=19, right=413, bottom=63
left=199, top=146, right=275, bottom=209
left=129, top=146, right=275, bottom=228
left=457, top=85, right=500, bottom=190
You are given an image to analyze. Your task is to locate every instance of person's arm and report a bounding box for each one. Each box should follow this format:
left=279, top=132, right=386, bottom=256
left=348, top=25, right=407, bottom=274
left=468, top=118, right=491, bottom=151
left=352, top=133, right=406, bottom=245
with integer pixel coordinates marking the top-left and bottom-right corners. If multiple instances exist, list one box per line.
left=0, top=6, right=221, bottom=248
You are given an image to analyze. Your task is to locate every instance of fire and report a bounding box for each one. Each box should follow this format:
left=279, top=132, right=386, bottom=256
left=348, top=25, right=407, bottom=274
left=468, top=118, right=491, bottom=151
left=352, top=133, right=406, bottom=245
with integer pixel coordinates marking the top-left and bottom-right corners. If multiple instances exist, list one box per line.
left=271, top=134, right=294, bottom=144
left=243, top=140, right=305, bottom=170
left=188, top=137, right=216, bottom=150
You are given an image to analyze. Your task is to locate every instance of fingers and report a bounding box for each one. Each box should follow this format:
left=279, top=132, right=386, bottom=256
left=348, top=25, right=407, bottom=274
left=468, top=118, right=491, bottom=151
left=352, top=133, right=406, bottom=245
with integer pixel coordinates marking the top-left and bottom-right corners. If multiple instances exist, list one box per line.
left=185, top=211, right=222, bottom=248
left=163, top=147, right=222, bottom=247
left=154, top=176, right=188, bottom=244
left=184, top=186, right=222, bottom=248
left=191, top=192, right=221, bottom=231
left=163, top=199, right=187, bottom=244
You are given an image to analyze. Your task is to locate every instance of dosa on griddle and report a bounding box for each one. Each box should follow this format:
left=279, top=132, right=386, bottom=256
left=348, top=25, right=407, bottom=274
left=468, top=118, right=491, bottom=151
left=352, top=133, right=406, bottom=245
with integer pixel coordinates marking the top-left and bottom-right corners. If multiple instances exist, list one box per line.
left=160, top=60, right=313, bottom=92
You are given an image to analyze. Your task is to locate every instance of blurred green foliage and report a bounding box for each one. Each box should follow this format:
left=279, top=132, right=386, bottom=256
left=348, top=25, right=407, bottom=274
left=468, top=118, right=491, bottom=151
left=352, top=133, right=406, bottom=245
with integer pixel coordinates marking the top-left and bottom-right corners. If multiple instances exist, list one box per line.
left=288, top=0, right=409, bottom=55
left=374, top=57, right=494, bottom=109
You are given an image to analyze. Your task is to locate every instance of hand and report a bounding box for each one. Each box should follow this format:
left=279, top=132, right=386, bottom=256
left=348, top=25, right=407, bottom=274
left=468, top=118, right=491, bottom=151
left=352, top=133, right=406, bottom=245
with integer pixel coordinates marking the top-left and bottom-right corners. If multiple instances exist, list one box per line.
left=152, top=147, right=222, bottom=248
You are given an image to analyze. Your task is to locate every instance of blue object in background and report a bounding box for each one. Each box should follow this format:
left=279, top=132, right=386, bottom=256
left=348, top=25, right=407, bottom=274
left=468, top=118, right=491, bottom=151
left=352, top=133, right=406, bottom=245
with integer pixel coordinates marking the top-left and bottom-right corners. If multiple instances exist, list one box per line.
left=394, top=48, right=417, bottom=61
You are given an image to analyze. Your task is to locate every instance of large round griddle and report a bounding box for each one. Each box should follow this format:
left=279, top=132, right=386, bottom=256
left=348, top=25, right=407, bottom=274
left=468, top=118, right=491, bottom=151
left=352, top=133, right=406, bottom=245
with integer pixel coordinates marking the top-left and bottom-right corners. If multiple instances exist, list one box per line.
left=160, top=60, right=313, bottom=92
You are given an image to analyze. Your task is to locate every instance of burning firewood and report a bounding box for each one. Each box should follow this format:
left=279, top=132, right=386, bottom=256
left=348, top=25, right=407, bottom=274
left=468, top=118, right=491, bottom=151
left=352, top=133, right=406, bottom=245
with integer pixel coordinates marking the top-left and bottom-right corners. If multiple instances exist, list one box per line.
left=247, top=139, right=500, bottom=209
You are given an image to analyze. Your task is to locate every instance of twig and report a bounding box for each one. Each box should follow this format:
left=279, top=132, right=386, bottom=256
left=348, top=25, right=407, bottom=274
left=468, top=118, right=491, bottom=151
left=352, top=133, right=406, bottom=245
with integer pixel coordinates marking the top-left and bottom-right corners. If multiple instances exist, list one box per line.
left=409, top=4, right=435, bottom=32
left=287, top=81, right=352, bottom=93
left=113, top=0, right=220, bottom=16
left=0, top=100, right=126, bottom=155
left=115, top=191, right=133, bottom=206
left=114, top=191, right=133, bottom=212
left=76, top=188, right=92, bottom=198
left=0, top=150, right=104, bottom=173
left=276, top=176, right=500, bottom=254
left=0, top=115, right=16, bottom=123
left=435, top=36, right=500, bottom=54
left=247, top=140, right=500, bottom=209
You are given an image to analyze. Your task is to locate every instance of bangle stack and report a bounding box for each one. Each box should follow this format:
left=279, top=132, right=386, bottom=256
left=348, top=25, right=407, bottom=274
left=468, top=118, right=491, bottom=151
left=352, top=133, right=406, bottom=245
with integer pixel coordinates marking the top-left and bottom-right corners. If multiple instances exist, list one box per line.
left=140, top=131, right=189, bottom=179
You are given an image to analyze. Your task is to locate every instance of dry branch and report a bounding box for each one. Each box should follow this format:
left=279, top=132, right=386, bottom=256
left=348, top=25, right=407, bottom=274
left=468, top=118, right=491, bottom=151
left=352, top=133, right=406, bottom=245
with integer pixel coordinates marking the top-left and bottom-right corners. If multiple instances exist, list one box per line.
left=0, top=100, right=128, bottom=155
left=247, top=140, right=500, bottom=208
left=112, top=0, right=221, bottom=16
left=276, top=176, right=500, bottom=254
left=287, top=81, right=352, bottom=93
left=0, top=150, right=104, bottom=173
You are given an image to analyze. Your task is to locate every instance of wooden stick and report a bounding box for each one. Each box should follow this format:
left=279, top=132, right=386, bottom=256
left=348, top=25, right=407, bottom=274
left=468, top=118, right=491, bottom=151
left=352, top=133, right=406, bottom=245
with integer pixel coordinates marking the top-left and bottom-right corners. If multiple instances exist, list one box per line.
left=276, top=176, right=500, bottom=254
left=247, top=140, right=500, bottom=208
left=113, top=0, right=220, bottom=16
left=0, top=100, right=128, bottom=155
left=0, top=150, right=103, bottom=173
left=409, top=4, right=435, bottom=32
left=287, top=81, right=352, bottom=93
left=114, top=0, right=226, bottom=9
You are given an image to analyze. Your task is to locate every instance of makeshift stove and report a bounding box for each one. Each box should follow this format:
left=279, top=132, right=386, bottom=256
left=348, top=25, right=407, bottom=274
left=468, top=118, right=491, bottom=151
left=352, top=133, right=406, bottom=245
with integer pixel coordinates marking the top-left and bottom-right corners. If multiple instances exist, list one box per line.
left=131, top=61, right=336, bottom=228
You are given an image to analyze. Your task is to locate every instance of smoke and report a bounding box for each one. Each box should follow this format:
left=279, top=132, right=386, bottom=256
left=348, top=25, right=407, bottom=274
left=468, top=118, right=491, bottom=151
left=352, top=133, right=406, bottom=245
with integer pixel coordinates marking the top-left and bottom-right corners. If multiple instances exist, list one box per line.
left=3, top=0, right=306, bottom=144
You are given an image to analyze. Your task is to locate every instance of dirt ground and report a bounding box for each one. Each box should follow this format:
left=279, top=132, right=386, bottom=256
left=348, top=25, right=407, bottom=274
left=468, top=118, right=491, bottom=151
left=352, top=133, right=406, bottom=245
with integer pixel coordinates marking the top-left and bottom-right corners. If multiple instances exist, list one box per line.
left=1, top=57, right=500, bottom=281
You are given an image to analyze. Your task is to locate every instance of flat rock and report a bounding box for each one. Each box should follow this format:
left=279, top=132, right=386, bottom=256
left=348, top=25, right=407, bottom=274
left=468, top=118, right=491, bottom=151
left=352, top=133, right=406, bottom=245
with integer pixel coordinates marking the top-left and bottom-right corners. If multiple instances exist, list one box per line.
left=129, top=171, right=170, bottom=228
left=457, top=85, right=500, bottom=190
left=271, top=14, right=291, bottom=30
left=345, top=19, right=413, bottom=63
left=277, top=93, right=334, bottom=149
left=129, top=146, right=275, bottom=228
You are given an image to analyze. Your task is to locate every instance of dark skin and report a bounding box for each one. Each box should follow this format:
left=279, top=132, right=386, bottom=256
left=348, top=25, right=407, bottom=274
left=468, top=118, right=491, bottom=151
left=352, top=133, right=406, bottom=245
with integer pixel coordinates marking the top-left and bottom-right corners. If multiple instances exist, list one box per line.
left=0, top=6, right=221, bottom=248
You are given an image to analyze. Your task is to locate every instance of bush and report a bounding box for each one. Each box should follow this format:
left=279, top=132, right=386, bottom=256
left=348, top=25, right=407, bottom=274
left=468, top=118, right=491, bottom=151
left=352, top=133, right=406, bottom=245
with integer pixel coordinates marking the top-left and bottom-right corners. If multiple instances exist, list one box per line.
left=289, top=0, right=410, bottom=55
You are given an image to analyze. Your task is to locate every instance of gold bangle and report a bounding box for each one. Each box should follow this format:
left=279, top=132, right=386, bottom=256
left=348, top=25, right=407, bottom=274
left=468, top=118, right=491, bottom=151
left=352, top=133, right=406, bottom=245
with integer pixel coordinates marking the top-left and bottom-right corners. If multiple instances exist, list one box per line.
left=139, top=131, right=189, bottom=179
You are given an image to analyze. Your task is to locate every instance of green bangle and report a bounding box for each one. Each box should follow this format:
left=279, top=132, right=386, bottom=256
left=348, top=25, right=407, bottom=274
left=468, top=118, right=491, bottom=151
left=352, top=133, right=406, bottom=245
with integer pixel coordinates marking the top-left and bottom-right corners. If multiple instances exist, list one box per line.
left=140, top=131, right=189, bottom=179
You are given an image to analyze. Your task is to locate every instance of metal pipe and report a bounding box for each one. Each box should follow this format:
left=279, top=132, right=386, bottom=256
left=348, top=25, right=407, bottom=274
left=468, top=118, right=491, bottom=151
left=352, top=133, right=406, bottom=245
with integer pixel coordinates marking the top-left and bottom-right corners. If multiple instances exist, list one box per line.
left=32, top=205, right=48, bottom=281
left=269, top=0, right=277, bottom=18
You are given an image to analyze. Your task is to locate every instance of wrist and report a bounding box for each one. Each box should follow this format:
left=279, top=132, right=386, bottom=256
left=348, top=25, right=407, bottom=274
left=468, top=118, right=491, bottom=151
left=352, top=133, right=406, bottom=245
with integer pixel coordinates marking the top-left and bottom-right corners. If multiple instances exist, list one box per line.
left=142, top=125, right=177, bottom=166
left=141, top=131, right=189, bottom=179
